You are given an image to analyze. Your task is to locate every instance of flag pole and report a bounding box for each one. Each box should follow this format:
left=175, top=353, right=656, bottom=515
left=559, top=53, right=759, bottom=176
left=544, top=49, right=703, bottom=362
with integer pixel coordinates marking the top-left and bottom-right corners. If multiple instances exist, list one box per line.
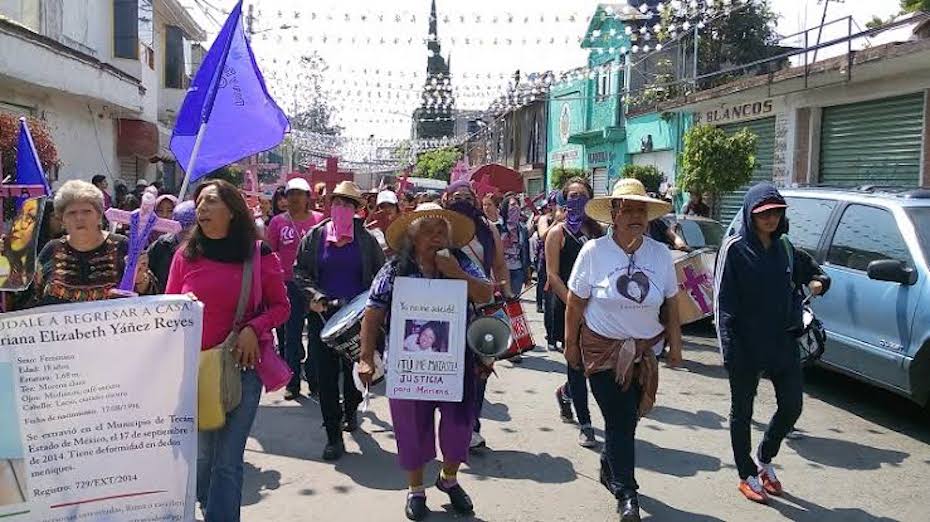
left=177, top=121, right=208, bottom=200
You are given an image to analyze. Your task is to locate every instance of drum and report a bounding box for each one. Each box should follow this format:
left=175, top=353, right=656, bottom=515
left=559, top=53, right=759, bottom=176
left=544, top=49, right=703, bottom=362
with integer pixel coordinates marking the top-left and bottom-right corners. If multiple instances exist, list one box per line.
left=672, top=248, right=715, bottom=325
left=320, top=292, right=370, bottom=362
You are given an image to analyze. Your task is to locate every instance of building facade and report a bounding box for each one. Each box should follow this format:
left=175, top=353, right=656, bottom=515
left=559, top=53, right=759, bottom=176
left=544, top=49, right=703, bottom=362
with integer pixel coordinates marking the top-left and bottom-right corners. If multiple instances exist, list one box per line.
left=0, top=0, right=204, bottom=189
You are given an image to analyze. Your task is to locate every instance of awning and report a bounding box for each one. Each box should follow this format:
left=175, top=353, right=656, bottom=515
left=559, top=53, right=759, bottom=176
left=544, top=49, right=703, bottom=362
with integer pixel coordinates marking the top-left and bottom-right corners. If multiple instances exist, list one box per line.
left=568, top=126, right=625, bottom=145
left=117, top=119, right=159, bottom=158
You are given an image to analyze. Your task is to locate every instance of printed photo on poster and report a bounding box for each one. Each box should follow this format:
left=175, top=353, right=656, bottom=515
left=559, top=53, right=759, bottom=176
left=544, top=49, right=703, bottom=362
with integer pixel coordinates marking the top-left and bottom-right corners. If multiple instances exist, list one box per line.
left=0, top=197, right=45, bottom=291
left=403, top=320, right=450, bottom=353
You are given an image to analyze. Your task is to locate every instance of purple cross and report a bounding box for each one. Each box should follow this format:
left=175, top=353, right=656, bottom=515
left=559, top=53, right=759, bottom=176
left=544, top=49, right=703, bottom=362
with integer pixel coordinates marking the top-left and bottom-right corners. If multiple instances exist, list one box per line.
left=680, top=265, right=712, bottom=314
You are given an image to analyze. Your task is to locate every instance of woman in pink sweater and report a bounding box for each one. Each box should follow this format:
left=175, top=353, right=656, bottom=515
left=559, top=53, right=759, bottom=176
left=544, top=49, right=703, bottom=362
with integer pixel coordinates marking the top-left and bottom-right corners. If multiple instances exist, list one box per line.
left=165, top=179, right=289, bottom=522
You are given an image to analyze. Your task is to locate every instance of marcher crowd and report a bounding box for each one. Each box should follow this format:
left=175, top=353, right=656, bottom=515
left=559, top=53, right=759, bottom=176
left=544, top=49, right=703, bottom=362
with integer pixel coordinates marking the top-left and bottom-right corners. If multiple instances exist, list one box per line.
left=2, top=172, right=827, bottom=522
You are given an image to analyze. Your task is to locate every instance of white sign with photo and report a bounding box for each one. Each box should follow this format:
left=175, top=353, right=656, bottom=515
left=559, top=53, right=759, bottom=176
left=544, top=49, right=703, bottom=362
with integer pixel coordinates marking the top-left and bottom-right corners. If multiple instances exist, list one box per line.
left=0, top=296, right=201, bottom=521
left=387, top=277, right=467, bottom=402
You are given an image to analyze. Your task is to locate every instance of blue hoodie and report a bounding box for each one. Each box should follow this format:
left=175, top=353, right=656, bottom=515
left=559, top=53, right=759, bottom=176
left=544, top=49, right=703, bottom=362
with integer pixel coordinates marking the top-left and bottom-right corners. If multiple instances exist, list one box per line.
left=713, top=183, right=830, bottom=371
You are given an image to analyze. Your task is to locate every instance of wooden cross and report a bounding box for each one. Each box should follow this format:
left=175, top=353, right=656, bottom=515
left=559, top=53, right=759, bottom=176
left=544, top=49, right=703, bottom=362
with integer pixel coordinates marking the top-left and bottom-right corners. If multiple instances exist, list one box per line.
left=240, top=170, right=263, bottom=217
left=308, top=157, right=353, bottom=194
left=105, top=191, right=181, bottom=293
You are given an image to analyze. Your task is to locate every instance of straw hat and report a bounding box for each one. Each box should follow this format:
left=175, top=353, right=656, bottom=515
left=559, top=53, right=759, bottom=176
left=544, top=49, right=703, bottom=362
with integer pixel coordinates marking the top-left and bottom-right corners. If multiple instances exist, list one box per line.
left=585, top=178, right=672, bottom=223
left=385, top=202, right=475, bottom=251
left=329, top=181, right=365, bottom=205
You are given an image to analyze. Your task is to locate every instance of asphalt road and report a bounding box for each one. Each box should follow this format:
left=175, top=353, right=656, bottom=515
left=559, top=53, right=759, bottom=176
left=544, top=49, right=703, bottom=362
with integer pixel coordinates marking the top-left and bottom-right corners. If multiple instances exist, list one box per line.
left=237, top=303, right=929, bottom=521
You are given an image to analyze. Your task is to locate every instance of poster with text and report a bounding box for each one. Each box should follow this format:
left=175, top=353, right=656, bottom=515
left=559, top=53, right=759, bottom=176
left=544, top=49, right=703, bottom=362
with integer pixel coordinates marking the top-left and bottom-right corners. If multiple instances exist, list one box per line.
left=387, top=277, right=466, bottom=402
left=0, top=295, right=202, bottom=521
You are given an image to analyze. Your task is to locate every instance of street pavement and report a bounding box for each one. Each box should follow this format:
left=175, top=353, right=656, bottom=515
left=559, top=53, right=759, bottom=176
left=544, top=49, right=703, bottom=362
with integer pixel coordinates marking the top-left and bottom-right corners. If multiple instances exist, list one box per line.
left=238, top=301, right=929, bottom=522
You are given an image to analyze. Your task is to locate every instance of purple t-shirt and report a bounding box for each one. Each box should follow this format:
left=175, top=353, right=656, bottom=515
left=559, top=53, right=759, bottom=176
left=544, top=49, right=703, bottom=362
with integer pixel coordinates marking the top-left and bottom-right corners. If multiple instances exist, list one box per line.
left=318, top=236, right=365, bottom=300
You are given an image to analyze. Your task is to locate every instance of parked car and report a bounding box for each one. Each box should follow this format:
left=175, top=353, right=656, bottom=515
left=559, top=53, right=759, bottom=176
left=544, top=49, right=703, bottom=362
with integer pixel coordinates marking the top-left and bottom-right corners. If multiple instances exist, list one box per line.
left=727, top=187, right=930, bottom=406
left=676, top=214, right=726, bottom=252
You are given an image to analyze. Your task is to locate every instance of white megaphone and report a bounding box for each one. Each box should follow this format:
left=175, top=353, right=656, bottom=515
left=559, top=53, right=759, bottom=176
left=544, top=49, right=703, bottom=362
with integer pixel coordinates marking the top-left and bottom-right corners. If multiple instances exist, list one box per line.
left=466, top=316, right=512, bottom=365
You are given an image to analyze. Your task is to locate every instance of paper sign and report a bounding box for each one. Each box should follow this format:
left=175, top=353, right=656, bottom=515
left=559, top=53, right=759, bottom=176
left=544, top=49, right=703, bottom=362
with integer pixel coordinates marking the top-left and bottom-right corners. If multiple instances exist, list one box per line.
left=387, top=277, right=467, bottom=402
left=0, top=296, right=202, bottom=521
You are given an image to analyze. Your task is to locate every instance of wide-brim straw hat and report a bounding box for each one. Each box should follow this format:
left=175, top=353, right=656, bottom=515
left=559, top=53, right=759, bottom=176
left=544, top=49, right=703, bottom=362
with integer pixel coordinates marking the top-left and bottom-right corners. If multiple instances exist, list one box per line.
left=385, top=202, right=476, bottom=251
left=585, top=178, right=672, bottom=223
left=329, top=181, right=366, bottom=205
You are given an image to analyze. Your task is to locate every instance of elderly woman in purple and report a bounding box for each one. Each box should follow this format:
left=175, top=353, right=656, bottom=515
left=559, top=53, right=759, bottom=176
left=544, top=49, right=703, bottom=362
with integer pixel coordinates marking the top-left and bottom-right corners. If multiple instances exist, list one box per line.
left=358, top=203, right=493, bottom=521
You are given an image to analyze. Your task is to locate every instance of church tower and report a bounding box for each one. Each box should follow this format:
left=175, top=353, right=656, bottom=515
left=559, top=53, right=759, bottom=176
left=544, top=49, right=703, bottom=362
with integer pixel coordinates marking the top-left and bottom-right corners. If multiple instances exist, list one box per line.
left=413, top=0, right=455, bottom=139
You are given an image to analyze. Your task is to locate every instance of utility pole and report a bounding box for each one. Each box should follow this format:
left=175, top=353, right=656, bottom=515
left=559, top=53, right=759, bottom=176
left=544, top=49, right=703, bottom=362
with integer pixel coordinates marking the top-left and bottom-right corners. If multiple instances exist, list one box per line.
left=246, top=3, right=254, bottom=37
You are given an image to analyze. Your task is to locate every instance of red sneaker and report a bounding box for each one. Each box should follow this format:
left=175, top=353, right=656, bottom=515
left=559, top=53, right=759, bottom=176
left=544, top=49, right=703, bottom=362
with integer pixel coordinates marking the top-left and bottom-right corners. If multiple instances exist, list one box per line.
left=758, top=463, right=783, bottom=496
left=738, top=476, right=770, bottom=504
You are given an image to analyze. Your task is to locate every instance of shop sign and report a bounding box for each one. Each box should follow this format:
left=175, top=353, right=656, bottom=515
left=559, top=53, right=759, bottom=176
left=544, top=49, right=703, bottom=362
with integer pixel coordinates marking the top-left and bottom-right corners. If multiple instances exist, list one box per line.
left=694, top=99, right=775, bottom=125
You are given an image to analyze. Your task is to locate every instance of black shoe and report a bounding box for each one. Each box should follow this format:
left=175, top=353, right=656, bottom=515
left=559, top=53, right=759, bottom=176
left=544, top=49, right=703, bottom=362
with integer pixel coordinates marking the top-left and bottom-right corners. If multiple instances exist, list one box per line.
left=618, top=494, right=641, bottom=522
left=343, top=411, right=359, bottom=433
left=322, top=440, right=345, bottom=461
left=435, top=477, right=474, bottom=514
left=405, top=494, right=429, bottom=521
left=283, top=388, right=299, bottom=401
left=556, top=386, right=574, bottom=424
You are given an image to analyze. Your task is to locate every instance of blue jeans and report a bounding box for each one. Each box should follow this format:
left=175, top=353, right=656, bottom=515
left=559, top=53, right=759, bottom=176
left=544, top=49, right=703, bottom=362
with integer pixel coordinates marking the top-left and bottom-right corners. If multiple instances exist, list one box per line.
left=473, top=377, right=488, bottom=434
left=197, top=370, right=262, bottom=522
left=589, top=371, right=641, bottom=498
left=284, top=281, right=316, bottom=393
left=566, top=365, right=592, bottom=426
left=509, top=268, right=526, bottom=297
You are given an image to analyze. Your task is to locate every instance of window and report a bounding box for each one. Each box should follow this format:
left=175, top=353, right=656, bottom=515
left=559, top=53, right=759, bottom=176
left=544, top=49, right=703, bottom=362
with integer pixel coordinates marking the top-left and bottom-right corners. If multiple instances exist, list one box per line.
left=596, top=64, right=613, bottom=101
left=905, top=208, right=930, bottom=267
left=165, top=26, right=185, bottom=88
left=113, top=0, right=152, bottom=59
left=113, top=0, right=138, bottom=58
left=784, top=197, right=836, bottom=255
left=827, top=205, right=912, bottom=271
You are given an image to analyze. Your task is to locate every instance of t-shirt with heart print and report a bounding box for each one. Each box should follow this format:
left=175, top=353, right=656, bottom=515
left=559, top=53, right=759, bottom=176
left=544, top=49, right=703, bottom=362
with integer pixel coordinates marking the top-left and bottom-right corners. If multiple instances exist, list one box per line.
left=567, top=235, right=678, bottom=344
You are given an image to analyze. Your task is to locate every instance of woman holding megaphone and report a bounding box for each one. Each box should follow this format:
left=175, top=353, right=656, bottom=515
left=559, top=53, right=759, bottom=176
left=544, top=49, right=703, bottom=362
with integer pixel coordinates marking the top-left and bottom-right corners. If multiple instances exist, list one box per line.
left=357, top=203, right=493, bottom=521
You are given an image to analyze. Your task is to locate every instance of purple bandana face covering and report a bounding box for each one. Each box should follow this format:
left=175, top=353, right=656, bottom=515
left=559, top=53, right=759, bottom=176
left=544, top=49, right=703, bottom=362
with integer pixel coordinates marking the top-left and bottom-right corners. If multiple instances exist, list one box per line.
left=565, top=195, right=589, bottom=234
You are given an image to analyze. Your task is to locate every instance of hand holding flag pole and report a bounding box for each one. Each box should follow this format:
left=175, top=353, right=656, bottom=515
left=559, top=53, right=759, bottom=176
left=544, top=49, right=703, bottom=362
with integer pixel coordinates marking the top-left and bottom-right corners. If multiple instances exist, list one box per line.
left=172, top=0, right=289, bottom=200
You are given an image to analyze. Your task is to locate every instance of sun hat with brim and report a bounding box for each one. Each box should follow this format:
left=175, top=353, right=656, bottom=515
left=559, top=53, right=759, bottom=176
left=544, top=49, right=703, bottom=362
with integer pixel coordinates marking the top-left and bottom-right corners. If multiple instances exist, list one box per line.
left=385, top=202, right=476, bottom=252
left=585, top=178, right=673, bottom=223
left=752, top=200, right=788, bottom=214
left=328, top=181, right=366, bottom=205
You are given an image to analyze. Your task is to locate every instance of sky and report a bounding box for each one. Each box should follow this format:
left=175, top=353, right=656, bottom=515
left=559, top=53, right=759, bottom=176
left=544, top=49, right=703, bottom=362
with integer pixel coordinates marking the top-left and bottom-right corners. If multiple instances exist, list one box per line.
left=185, top=0, right=903, bottom=143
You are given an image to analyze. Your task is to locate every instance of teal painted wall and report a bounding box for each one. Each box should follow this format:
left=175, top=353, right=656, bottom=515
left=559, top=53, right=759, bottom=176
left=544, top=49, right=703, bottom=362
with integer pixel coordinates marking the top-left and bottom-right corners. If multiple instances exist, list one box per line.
left=546, top=78, right=587, bottom=187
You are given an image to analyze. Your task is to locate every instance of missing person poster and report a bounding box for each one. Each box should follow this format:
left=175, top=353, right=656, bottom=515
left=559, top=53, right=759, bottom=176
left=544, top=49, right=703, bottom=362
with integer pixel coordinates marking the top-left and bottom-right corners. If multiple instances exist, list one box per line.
left=0, top=296, right=202, bottom=521
left=387, top=277, right=466, bottom=402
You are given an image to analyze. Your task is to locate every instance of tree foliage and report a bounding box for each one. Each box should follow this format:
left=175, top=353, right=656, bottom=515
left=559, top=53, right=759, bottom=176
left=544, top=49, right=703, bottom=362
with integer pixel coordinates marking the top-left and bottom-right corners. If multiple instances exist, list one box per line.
left=661, top=0, right=783, bottom=89
left=549, top=167, right=586, bottom=190
left=289, top=53, right=342, bottom=136
left=205, top=164, right=244, bottom=187
left=678, top=124, right=757, bottom=195
left=901, top=0, right=930, bottom=13
left=0, top=113, right=60, bottom=179
left=413, top=147, right=462, bottom=181
left=621, top=164, right=664, bottom=193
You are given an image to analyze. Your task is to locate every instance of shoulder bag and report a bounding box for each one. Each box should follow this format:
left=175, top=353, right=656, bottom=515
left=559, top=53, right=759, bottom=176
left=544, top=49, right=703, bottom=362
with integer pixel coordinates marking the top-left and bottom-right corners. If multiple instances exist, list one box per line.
left=197, top=252, right=254, bottom=431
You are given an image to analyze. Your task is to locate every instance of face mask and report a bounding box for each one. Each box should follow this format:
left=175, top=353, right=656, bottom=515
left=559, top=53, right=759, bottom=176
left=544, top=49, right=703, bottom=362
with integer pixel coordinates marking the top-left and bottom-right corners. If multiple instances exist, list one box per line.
left=328, top=205, right=355, bottom=242
left=565, top=196, right=589, bottom=234
left=449, top=200, right=481, bottom=221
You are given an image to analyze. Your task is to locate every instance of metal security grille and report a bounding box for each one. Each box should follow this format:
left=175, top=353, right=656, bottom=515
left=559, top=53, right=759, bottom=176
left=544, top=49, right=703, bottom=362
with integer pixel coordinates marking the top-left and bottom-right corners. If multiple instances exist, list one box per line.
left=717, top=116, right=776, bottom=224
left=819, top=93, right=925, bottom=188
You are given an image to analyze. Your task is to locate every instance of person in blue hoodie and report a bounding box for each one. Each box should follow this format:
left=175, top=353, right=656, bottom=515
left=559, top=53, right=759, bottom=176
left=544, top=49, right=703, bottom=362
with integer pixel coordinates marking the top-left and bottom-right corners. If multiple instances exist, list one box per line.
left=714, top=183, right=830, bottom=504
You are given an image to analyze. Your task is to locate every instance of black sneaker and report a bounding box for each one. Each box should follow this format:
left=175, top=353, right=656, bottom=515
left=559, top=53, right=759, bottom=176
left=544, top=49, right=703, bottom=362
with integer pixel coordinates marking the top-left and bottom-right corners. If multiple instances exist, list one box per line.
left=556, top=386, right=574, bottom=423
left=405, top=494, right=428, bottom=521
left=283, top=389, right=299, bottom=401
left=435, top=477, right=474, bottom=514
left=322, top=440, right=345, bottom=461
left=578, top=425, right=597, bottom=448
left=618, top=493, right=641, bottom=522
left=343, top=411, right=359, bottom=433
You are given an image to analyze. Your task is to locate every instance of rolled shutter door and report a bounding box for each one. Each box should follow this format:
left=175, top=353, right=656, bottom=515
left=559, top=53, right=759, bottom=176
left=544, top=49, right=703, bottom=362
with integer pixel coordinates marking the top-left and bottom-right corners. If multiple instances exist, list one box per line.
left=718, top=116, right=776, bottom=224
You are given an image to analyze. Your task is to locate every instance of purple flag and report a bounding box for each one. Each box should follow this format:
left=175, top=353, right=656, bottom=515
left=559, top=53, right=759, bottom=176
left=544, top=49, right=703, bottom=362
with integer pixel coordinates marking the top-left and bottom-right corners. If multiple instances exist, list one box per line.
left=16, top=118, right=51, bottom=194
left=170, top=0, right=288, bottom=185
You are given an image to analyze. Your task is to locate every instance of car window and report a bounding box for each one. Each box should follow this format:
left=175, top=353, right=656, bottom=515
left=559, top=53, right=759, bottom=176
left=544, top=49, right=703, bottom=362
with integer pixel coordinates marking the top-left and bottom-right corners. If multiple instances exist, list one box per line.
left=784, top=197, right=836, bottom=255
left=905, top=207, right=930, bottom=265
left=679, top=220, right=724, bottom=249
left=827, top=205, right=912, bottom=271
